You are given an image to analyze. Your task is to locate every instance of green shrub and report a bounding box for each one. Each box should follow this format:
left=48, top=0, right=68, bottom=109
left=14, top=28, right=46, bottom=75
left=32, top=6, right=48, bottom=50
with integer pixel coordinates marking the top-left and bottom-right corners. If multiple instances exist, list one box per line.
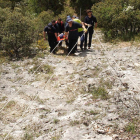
left=53, top=119, right=60, bottom=124
left=37, top=10, right=54, bottom=29
left=0, top=0, right=11, bottom=8
left=33, top=10, right=55, bottom=44
left=125, top=123, right=136, bottom=134
left=57, top=0, right=75, bottom=22
left=70, top=120, right=80, bottom=126
left=29, top=62, right=54, bottom=74
left=0, top=7, right=9, bottom=45
left=1, top=11, right=35, bottom=58
left=89, top=86, right=109, bottom=100
left=22, top=133, right=33, bottom=140
left=92, top=0, right=140, bottom=41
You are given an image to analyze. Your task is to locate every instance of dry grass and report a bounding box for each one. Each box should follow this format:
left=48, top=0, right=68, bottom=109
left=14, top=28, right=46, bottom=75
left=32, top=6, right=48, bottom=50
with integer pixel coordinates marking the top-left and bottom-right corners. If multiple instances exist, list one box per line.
left=70, top=120, right=80, bottom=126
left=0, top=96, right=7, bottom=102
left=89, top=86, right=109, bottom=100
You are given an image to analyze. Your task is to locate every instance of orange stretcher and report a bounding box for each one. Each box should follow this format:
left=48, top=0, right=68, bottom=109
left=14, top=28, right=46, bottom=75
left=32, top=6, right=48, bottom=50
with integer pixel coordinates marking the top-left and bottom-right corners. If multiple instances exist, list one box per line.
left=57, top=33, right=67, bottom=42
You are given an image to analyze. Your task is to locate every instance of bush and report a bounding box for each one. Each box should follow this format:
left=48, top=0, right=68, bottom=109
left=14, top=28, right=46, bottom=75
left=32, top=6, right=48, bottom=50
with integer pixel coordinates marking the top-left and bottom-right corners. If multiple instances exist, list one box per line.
left=125, top=123, right=136, bottom=134
left=1, top=11, right=35, bottom=58
left=57, top=0, right=75, bottom=23
left=0, top=0, right=11, bottom=8
left=89, top=86, right=109, bottom=100
left=0, top=8, right=9, bottom=46
left=92, top=0, right=140, bottom=41
left=37, top=10, right=54, bottom=30
left=32, top=10, right=55, bottom=45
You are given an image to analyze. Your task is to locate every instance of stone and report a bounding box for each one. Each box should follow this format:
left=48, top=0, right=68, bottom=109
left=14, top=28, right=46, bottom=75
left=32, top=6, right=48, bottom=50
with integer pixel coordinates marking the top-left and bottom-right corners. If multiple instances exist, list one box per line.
left=112, top=134, right=119, bottom=139
left=107, top=113, right=119, bottom=121
left=86, top=78, right=96, bottom=86
left=97, top=129, right=106, bottom=134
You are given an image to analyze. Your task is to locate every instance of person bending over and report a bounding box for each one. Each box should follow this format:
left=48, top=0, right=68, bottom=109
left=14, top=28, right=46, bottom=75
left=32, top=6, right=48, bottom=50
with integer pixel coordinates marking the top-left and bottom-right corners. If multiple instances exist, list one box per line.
left=65, top=17, right=82, bottom=55
left=44, top=20, right=58, bottom=54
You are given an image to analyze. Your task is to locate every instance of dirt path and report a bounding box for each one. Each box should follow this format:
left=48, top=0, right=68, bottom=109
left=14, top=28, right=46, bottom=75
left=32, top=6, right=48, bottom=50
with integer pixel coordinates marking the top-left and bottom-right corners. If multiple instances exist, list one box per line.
left=0, top=30, right=140, bottom=140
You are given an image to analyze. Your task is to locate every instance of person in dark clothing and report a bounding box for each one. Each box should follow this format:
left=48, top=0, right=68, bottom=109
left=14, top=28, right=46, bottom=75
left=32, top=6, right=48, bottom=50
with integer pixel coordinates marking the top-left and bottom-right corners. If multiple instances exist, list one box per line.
left=65, top=17, right=82, bottom=54
left=72, top=16, right=87, bottom=51
left=43, top=20, right=58, bottom=53
left=56, top=18, right=64, bottom=34
left=65, top=15, right=70, bottom=27
left=64, top=16, right=71, bottom=47
left=84, top=9, right=97, bottom=49
left=55, top=18, right=64, bottom=47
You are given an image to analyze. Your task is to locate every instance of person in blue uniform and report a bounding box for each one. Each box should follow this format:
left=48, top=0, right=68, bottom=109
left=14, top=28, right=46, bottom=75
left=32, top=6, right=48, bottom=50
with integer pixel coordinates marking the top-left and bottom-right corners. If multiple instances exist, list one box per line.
left=43, top=20, right=58, bottom=53
left=84, top=9, right=97, bottom=49
left=65, top=17, right=82, bottom=54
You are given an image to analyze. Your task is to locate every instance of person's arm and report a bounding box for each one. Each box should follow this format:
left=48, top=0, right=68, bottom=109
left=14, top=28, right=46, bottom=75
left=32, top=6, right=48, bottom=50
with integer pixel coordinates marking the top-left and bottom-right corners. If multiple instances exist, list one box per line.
left=65, top=25, right=69, bottom=39
left=95, top=22, right=97, bottom=28
left=65, top=32, right=68, bottom=39
left=62, top=23, right=65, bottom=33
left=84, top=23, right=88, bottom=26
left=81, top=22, right=86, bottom=30
left=43, top=27, right=47, bottom=40
left=55, top=32, right=58, bottom=40
left=76, top=22, right=82, bottom=29
left=84, top=16, right=88, bottom=27
left=94, top=16, right=97, bottom=28
left=43, top=31, right=46, bottom=40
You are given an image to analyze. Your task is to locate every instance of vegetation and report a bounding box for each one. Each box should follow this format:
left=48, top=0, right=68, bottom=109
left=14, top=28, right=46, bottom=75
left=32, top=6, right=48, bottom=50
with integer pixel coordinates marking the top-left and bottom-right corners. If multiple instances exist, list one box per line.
left=0, top=0, right=140, bottom=59
left=125, top=123, right=136, bottom=134
left=53, top=119, right=60, bottom=124
left=1, top=11, right=34, bottom=58
left=5, top=100, right=16, bottom=109
left=70, top=120, right=80, bottom=126
left=22, top=133, right=34, bottom=140
left=89, top=86, right=109, bottom=100
left=92, top=0, right=140, bottom=41
left=28, top=62, right=54, bottom=74
left=85, top=110, right=99, bottom=115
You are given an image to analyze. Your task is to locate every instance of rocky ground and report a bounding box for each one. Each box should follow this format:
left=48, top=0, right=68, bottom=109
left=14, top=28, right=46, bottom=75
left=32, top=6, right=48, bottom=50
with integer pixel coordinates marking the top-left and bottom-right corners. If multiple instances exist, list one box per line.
left=0, top=30, right=140, bottom=140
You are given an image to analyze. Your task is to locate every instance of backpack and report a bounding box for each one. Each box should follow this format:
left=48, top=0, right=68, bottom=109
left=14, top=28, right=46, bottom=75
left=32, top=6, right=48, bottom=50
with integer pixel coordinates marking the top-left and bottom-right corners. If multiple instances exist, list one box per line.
left=56, top=21, right=63, bottom=26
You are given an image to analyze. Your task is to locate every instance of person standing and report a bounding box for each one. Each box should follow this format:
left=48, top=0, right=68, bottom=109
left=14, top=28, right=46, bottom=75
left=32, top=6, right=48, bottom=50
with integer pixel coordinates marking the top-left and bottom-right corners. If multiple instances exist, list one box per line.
left=43, top=20, right=58, bottom=53
left=65, top=17, right=82, bottom=54
left=72, top=16, right=87, bottom=51
left=84, top=9, right=97, bottom=49
left=55, top=18, right=64, bottom=47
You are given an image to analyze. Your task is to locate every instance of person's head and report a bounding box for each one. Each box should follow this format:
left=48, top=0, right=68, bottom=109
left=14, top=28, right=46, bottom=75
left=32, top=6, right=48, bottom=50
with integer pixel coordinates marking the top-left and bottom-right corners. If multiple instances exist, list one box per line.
left=72, top=15, right=76, bottom=20
left=67, top=15, right=70, bottom=18
left=57, top=18, right=62, bottom=24
left=86, top=9, right=92, bottom=16
left=67, top=17, right=73, bottom=25
left=51, top=20, right=56, bottom=26
left=48, top=23, right=52, bottom=29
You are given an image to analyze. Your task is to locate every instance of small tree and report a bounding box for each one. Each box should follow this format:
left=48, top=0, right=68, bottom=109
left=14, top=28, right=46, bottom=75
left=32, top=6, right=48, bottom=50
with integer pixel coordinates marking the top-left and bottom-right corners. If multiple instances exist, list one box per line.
left=0, top=7, right=9, bottom=47
left=4, top=0, right=22, bottom=10
left=1, top=11, right=34, bottom=58
left=57, top=0, right=75, bottom=23
left=36, top=10, right=55, bottom=32
left=32, top=10, right=55, bottom=47
left=92, top=0, right=140, bottom=41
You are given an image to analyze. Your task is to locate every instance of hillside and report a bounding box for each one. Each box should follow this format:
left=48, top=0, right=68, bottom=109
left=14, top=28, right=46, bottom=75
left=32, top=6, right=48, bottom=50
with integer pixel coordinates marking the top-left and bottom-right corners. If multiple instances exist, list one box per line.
left=0, top=30, right=140, bottom=140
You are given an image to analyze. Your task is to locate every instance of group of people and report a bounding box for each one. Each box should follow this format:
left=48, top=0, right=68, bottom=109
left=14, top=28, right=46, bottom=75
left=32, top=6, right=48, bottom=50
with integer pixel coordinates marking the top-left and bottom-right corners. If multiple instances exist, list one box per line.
left=43, top=9, right=97, bottom=54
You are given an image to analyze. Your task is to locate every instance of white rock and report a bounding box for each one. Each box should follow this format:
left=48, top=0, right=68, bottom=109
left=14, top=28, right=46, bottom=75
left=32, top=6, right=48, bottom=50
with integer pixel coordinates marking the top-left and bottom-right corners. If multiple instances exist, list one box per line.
left=112, top=134, right=119, bottom=139
left=97, top=129, right=106, bottom=134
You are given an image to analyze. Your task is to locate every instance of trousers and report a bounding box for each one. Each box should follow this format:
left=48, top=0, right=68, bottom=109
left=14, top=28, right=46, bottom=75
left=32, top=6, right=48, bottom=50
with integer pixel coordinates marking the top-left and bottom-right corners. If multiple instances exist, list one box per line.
left=78, top=31, right=84, bottom=49
left=84, top=29, right=94, bottom=48
left=48, top=38, right=57, bottom=52
left=68, top=38, right=77, bottom=54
